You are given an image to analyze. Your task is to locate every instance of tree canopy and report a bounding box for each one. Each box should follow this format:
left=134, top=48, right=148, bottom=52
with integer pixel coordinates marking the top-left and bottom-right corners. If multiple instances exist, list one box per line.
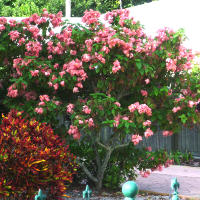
left=0, top=0, right=153, bottom=17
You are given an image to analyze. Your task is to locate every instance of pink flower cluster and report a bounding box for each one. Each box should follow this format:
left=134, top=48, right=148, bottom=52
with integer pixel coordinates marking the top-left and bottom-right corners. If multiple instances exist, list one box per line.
left=162, top=130, right=173, bottom=137
left=172, top=106, right=181, bottom=113
left=85, top=118, right=95, bottom=127
left=105, top=9, right=130, bottom=26
left=8, top=30, right=20, bottom=41
left=166, top=58, right=177, bottom=72
left=164, top=159, right=174, bottom=168
left=7, top=85, right=18, bottom=98
left=68, top=125, right=81, bottom=140
left=66, top=104, right=74, bottom=114
left=141, top=90, right=148, bottom=97
left=82, top=9, right=101, bottom=26
left=129, top=102, right=152, bottom=116
left=114, top=102, right=121, bottom=107
left=30, top=70, right=39, bottom=77
left=25, top=41, right=42, bottom=57
left=65, top=59, right=88, bottom=83
left=82, top=105, right=91, bottom=114
left=140, top=170, right=150, bottom=178
left=39, top=94, right=50, bottom=102
left=144, top=128, right=154, bottom=138
left=113, top=114, right=121, bottom=127
left=131, top=134, right=142, bottom=145
left=35, top=107, right=43, bottom=114
left=143, top=120, right=151, bottom=127
left=112, top=60, right=121, bottom=74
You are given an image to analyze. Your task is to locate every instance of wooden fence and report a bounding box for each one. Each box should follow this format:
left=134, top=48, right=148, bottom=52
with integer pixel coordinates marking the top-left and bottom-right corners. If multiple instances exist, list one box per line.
left=138, top=125, right=200, bottom=156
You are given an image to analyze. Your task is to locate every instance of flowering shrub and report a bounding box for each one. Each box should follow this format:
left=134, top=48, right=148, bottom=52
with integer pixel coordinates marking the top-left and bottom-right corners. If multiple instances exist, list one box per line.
left=0, top=110, right=77, bottom=199
left=0, top=8, right=200, bottom=190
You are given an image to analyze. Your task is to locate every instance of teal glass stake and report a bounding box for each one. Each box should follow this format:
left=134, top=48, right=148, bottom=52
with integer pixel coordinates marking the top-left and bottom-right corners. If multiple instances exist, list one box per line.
left=83, top=185, right=92, bottom=200
left=171, top=177, right=180, bottom=200
left=35, top=189, right=47, bottom=200
left=122, top=181, right=139, bottom=200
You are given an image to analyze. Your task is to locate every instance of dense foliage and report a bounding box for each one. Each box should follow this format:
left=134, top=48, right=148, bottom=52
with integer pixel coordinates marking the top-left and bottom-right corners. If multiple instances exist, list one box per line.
left=0, top=110, right=77, bottom=199
left=0, top=8, right=200, bottom=191
left=0, top=0, right=153, bottom=17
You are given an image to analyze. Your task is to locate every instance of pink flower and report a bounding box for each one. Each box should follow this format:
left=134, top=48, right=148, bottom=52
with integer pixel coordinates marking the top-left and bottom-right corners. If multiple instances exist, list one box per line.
left=8, top=31, right=20, bottom=41
left=30, top=70, right=39, bottom=77
left=162, top=130, right=173, bottom=136
left=128, top=102, right=139, bottom=112
left=68, top=125, right=81, bottom=140
left=7, top=85, right=18, bottom=98
left=114, top=102, right=121, bottom=107
left=144, top=128, right=153, bottom=138
left=113, top=114, right=120, bottom=127
left=166, top=58, right=177, bottom=72
left=59, top=71, right=66, bottom=78
left=82, top=9, right=101, bottom=26
left=60, top=81, right=65, bottom=86
left=140, top=170, right=150, bottom=178
left=82, top=105, right=91, bottom=114
left=76, top=82, right=83, bottom=88
left=87, top=118, right=95, bottom=127
left=112, top=60, right=121, bottom=73
left=143, top=120, right=151, bottom=127
left=70, top=50, right=77, bottom=55
left=73, top=87, right=79, bottom=93
left=79, top=120, right=84, bottom=124
left=38, top=101, right=45, bottom=106
left=188, top=100, right=195, bottom=108
left=138, top=104, right=152, bottom=116
left=122, top=116, right=129, bottom=120
left=145, top=79, right=150, bottom=84
left=48, top=82, right=53, bottom=87
left=156, top=165, right=163, bottom=172
left=35, top=107, right=43, bottom=114
left=44, top=71, right=51, bottom=76
left=141, top=90, right=148, bottom=97
left=82, top=54, right=91, bottom=62
left=39, top=95, right=50, bottom=102
left=53, top=83, right=59, bottom=90
left=172, top=106, right=181, bottom=113
left=18, top=38, right=25, bottom=45
left=165, top=159, right=174, bottom=168
left=132, top=134, right=142, bottom=145
left=48, top=55, right=53, bottom=59
left=54, top=63, right=59, bottom=69
left=66, top=104, right=74, bottom=114
left=168, top=89, right=172, bottom=96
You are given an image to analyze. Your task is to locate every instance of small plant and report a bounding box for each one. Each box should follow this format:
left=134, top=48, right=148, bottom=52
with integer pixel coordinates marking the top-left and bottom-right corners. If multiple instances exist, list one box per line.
left=0, top=109, right=77, bottom=200
left=169, top=151, right=193, bottom=165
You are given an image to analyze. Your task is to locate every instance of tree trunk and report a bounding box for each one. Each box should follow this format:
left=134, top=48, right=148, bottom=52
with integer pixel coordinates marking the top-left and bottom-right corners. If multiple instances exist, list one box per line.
left=95, top=148, right=113, bottom=192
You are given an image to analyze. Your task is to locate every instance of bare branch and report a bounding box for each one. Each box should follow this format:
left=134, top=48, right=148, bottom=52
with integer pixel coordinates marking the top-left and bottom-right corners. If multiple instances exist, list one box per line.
left=96, top=140, right=110, bottom=151
left=112, top=142, right=130, bottom=151
left=117, top=90, right=133, bottom=100
left=76, top=158, right=98, bottom=183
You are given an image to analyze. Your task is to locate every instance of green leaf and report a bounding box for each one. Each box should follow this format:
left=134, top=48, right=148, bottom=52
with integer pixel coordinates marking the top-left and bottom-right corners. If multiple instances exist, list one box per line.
left=135, top=59, right=142, bottom=70
left=179, top=114, right=187, bottom=124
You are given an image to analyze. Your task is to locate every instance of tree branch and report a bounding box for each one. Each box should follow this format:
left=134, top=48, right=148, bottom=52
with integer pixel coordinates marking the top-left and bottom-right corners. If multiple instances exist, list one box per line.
left=94, top=144, right=101, bottom=169
left=117, top=90, right=133, bottom=100
left=96, top=140, right=110, bottom=151
left=112, top=142, right=130, bottom=151
left=76, top=157, right=98, bottom=183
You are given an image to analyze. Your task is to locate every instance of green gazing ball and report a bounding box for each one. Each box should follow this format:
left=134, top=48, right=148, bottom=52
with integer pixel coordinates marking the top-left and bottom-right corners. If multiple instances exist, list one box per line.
left=122, top=181, right=138, bottom=198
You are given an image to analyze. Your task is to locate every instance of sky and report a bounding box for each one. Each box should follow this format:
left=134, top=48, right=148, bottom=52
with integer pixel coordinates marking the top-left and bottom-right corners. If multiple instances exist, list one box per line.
left=127, top=0, right=200, bottom=53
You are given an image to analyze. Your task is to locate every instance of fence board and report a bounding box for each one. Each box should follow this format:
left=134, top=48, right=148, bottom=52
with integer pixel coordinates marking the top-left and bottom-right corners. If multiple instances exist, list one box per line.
left=138, top=125, right=200, bottom=156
